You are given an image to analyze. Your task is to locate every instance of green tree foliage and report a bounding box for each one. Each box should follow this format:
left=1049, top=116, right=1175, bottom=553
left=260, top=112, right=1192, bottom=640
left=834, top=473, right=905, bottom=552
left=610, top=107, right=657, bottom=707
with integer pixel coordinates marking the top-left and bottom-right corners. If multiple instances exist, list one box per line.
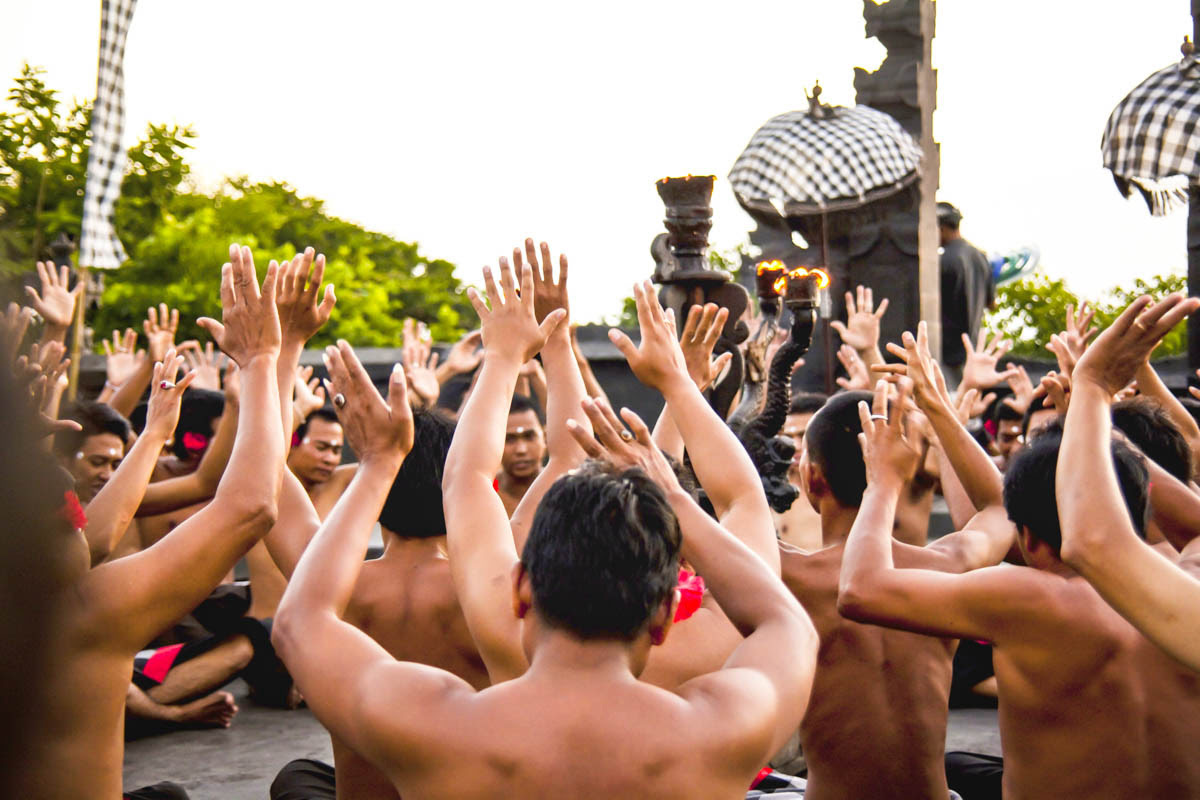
left=0, top=65, right=471, bottom=347
left=985, top=270, right=1188, bottom=359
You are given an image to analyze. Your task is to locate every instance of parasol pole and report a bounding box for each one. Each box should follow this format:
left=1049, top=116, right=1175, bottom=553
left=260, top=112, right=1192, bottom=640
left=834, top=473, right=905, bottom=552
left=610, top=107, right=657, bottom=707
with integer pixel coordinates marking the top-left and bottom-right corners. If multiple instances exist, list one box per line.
left=66, top=264, right=88, bottom=402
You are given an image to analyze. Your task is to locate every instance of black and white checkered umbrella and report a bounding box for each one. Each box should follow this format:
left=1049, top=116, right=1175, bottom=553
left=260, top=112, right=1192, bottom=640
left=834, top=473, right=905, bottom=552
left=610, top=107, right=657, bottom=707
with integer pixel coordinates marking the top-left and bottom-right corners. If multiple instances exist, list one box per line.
left=729, top=100, right=922, bottom=216
left=1101, top=54, right=1200, bottom=216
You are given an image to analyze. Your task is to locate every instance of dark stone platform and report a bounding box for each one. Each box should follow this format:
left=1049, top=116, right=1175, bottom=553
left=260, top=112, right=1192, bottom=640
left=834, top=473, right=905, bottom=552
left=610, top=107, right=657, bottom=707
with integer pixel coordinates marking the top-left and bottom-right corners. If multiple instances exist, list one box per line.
left=123, top=680, right=1001, bottom=799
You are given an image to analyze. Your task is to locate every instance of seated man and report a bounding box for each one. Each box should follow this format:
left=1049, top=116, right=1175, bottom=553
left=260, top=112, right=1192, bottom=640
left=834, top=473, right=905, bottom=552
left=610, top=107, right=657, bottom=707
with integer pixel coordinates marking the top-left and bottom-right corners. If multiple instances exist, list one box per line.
left=496, top=393, right=545, bottom=516
left=780, top=380, right=1012, bottom=800
left=271, top=326, right=816, bottom=799
left=839, top=366, right=1200, bottom=798
left=11, top=245, right=286, bottom=799
left=287, top=407, right=355, bottom=520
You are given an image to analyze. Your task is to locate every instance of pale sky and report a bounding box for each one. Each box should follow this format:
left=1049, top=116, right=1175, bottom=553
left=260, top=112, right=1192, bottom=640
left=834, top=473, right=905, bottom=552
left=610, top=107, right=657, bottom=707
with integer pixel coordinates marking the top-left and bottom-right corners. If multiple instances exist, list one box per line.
left=2, top=0, right=1193, bottom=324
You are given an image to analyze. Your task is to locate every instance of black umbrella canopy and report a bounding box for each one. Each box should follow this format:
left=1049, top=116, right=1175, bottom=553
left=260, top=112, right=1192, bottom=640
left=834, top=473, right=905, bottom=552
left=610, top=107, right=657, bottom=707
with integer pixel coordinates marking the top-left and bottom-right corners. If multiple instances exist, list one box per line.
left=729, top=88, right=923, bottom=217
left=1102, top=47, right=1200, bottom=216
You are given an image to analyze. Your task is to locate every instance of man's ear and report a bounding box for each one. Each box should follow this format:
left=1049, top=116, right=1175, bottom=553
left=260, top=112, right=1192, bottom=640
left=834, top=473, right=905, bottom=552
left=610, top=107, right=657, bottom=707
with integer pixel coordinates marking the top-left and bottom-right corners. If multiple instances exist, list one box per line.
left=647, top=589, right=679, bottom=647
left=511, top=561, right=533, bottom=620
left=803, top=460, right=829, bottom=501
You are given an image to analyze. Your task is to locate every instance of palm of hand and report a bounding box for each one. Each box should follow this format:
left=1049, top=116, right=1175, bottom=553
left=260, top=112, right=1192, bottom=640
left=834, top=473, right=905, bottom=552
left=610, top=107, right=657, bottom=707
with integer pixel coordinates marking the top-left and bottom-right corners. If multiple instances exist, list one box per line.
left=37, top=284, right=76, bottom=328
left=408, top=367, right=439, bottom=403
left=107, top=351, right=140, bottom=385
left=841, top=312, right=878, bottom=351
left=962, top=353, right=1004, bottom=387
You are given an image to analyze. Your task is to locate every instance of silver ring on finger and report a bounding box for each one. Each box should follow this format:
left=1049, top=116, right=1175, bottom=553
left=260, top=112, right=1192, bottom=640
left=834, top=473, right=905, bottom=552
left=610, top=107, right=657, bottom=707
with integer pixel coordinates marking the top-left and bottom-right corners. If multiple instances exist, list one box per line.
left=159, top=381, right=176, bottom=390
left=333, top=393, right=346, bottom=409
left=869, top=414, right=888, bottom=422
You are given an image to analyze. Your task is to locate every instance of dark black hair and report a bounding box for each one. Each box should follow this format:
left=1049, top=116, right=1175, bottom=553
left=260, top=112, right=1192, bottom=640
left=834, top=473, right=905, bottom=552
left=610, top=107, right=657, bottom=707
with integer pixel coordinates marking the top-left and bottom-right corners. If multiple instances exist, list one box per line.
left=378, top=408, right=456, bottom=538
left=509, top=393, right=544, bottom=424
left=295, top=407, right=340, bottom=441
left=804, top=390, right=872, bottom=508
left=1111, top=397, right=1192, bottom=483
left=993, top=397, right=1024, bottom=425
left=168, top=388, right=225, bottom=460
left=1003, top=431, right=1148, bottom=555
left=521, top=460, right=681, bottom=640
left=937, top=201, right=962, bottom=230
left=789, top=392, right=829, bottom=416
left=54, top=402, right=131, bottom=456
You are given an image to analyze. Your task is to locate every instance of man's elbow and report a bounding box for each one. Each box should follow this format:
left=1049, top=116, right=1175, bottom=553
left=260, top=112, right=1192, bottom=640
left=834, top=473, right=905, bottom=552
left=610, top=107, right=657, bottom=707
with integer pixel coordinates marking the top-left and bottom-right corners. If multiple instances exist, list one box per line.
left=836, top=579, right=885, bottom=623
left=270, top=603, right=302, bottom=663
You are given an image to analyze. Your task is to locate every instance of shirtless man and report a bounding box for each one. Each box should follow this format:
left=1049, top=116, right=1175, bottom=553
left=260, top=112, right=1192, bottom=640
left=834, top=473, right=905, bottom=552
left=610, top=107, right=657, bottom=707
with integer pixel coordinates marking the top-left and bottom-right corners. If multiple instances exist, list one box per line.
left=446, top=257, right=785, bottom=693
left=779, top=373, right=1013, bottom=800
left=55, top=402, right=131, bottom=504
left=270, top=284, right=816, bottom=799
left=496, top=393, right=546, bottom=516
left=1058, top=293, right=1200, bottom=673
left=839, top=343, right=1200, bottom=798
left=10, top=244, right=285, bottom=800
left=265, top=240, right=599, bottom=799
left=287, top=407, right=355, bottom=519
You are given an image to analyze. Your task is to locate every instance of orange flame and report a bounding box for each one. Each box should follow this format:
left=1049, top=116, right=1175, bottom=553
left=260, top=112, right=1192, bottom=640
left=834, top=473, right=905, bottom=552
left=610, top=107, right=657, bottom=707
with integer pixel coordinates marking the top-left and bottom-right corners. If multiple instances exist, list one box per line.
left=773, top=275, right=788, bottom=295
left=755, top=259, right=787, bottom=276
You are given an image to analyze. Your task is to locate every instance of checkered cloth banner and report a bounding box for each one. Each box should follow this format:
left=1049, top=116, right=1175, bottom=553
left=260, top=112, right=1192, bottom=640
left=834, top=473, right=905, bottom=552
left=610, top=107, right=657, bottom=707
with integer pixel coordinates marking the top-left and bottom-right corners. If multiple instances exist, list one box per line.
left=729, top=104, right=922, bottom=216
left=79, top=0, right=138, bottom=269
left=1101, top=55, right=1200, bottom=216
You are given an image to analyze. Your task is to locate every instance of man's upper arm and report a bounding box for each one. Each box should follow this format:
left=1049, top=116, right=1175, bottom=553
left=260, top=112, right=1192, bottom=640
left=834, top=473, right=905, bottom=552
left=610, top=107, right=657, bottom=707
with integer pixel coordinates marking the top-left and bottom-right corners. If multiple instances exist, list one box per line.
left=80, top=499, right=271, bottom=650
left=924, top=506, right=1016, bottom=572
left=839, top=563, right=1038, bottom=643
left=443, top=473, right=529, bottom=683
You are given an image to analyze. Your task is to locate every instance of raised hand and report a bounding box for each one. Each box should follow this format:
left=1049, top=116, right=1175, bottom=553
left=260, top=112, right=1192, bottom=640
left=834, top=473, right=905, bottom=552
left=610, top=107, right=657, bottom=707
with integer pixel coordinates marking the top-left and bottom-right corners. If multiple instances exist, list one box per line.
left=878, top=321, right=950, bottom=411
left=143, top=303, right=179, bottom=363
left=466, top=258, right=566, bottom=366
left=607, top=280, right=688, bottom=392
left=830, top=284, right=888, bottom=353
left=143, top=349, right=197, bottom=441
left=437, top=330, right=483, bottom=381
left=26, top=261, right=83, bottom=332
left=1001, top=363, right=1035, bottom=414
left=1038, top=371, right=1071, bottom=413
left=1063, top=302, right=1098, bottom=358
left=275, top=247, right=335, bottom=347
left=1045, top=333, right=1077, bottom=377
left=401, top=342, right=440, bottom=408
left=680, top=303, right=732, bottom=391
left=836, top=344, right=871, bottom=391
left=1074, top=294, right=1200, bottom=396
left=514, top=238, right=569, bottom=324
left=960, top=330, right=1018, bottom=390
left=857, top=378, right=921, bottom=488
left=566, top=397, right=682, bottom=492
left=197, top=244, right=282, bottom=366
left=322, top=340, right=413, bottom=466
left=102, top=328, right=145, bottom=388
left=180, top=340, right=225, bottom=391
left=1, top=302, right=34, bottom=366
left=294, top=365, right=327, bottom=420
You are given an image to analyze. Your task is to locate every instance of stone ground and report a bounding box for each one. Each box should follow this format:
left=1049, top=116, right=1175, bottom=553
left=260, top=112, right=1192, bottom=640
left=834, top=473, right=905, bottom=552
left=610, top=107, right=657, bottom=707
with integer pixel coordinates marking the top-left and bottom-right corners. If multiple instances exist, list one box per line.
left=123, top=680, right=1002, bottom=800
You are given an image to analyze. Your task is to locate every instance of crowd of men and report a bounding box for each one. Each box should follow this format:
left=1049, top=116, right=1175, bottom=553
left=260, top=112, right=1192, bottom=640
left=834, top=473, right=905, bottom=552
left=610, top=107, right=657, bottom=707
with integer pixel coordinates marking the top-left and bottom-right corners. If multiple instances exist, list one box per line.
left=2, top=227, right=1200, bottom=800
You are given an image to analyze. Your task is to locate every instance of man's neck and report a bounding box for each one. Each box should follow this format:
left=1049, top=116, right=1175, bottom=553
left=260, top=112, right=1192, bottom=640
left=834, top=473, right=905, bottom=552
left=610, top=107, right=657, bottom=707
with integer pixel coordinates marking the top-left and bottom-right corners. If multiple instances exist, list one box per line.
left=379, top=528, right=447, bottom=559
left=819, top=500, right=859, bottom=548
left=525, top=626, right=639, bottom=682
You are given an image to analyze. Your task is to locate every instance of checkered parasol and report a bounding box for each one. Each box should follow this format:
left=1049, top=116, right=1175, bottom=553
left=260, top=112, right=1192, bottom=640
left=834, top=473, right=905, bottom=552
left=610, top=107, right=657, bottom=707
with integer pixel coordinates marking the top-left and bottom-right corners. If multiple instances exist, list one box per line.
left=1101, top=54, right=1200, bottom=216
left=729, top=101, right=922, bottom=216
left=79, top=0, right=138, bottom=269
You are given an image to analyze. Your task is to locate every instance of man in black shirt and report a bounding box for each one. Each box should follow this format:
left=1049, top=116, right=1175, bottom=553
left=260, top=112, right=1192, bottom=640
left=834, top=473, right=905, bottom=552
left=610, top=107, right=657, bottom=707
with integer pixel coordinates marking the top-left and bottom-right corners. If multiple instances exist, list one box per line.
left=938, top=202, right=995, bottom=381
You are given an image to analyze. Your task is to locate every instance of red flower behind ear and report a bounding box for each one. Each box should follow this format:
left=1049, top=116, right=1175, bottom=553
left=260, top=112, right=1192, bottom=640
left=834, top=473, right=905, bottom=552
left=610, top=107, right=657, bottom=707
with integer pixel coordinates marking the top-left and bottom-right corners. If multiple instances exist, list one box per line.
left=291, top=431, right=302, bottom=449
left=983, top=419, right=997, bottom=439
left=58, top=490, right=88, bottom=532
left=182, top=431, right=210, bottom=455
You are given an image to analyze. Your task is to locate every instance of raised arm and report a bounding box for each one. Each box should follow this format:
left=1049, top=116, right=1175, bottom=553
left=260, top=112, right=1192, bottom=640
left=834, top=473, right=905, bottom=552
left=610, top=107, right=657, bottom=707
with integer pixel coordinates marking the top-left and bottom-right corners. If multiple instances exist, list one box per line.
left=1059, top=293, right=1200, bottom=670
left=509, top=240, right=591, bottom=550
left=1135, top=359, right=1200, bottom=480
left=83, top=351, right=195, bottom=563
left=275, top=247, right=336, bottom=441
left=830, top=284, right=888, bottom=373
left=135, top=361, right=240, bottom=517
left=611, top=282, right=778, bottom=572
left=270, top=342, right=448, bottom=765
left=838, top=379, right=1020, bottom=641
left=568, top=401, right=816, bottom=762
left=80, top=244, right=285, bottom=651
left=443, top=257, right=566, bottom=683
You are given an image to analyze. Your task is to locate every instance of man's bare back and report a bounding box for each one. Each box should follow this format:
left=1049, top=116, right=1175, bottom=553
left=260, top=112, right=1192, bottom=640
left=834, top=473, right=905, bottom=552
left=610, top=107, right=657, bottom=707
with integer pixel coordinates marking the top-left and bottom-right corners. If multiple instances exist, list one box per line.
left=328, top=535, right=489, bottom=800
left=781, top=542, right=956, bottom=800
